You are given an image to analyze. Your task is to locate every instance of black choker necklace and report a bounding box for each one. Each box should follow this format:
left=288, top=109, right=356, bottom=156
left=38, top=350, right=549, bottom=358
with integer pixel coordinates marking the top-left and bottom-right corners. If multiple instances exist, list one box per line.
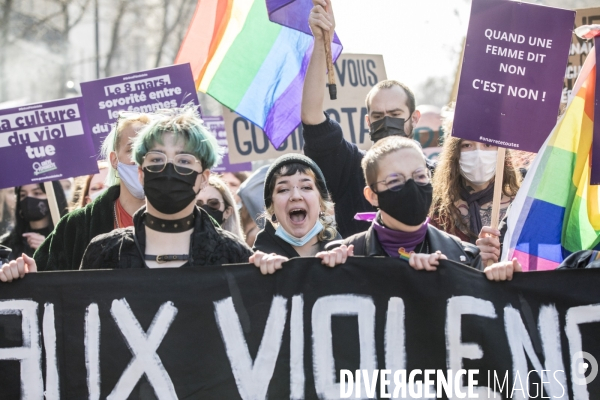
left=144, top=213, right=195, bottom=233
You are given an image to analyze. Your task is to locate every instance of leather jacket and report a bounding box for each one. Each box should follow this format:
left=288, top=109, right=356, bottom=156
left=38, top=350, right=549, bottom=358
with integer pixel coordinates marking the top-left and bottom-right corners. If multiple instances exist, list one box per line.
left=330, top=223, right=482, bottom=270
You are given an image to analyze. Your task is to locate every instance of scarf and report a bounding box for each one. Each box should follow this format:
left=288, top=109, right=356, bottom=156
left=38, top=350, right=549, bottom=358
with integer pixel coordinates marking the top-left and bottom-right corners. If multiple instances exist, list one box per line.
left=459, top=182, right=494, bottom=239
left=372, top=216, right=429, bottom=258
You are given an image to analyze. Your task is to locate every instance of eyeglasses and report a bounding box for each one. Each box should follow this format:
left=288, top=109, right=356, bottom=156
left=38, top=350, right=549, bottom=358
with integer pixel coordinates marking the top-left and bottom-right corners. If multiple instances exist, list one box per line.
left=142, top=151, right=202, bottom=175
left=197, top=198, right=223, bottom=210
left=372, top=169, right=431, bottom=192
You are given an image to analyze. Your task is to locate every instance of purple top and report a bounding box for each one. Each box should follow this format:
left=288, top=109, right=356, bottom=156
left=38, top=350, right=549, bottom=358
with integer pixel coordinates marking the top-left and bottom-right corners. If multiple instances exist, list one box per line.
left=372, top=217, right=429, bottom=258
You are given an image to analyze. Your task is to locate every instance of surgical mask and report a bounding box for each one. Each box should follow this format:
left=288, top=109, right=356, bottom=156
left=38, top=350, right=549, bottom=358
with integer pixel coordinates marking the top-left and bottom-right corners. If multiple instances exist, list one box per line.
left=64, top=189, right=73, bottom=201
left=117, top=162, right=145, bottom=199
left=369, top=116, right=407, bottom=142
left=144, top=163, right=199, bottom=214
left=275, top=220, right=323, bottom=247
left=459, top=150, right=498, bottom=186
left=20, top=197, right=50, bottom=222
left=376, top=180, right=432, bottom=226
left=89, top=188, right=107, bottom=202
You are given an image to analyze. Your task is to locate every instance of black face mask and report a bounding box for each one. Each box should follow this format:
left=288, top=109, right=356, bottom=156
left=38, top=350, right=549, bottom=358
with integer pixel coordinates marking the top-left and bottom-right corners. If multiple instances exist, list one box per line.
left=201, top=205, right=224, bottom=225
left=20, top=197, right=50, bottom=222
left=369, top=116, right=407, bottom=142
left=376, top=180, right=432, bottom=226
left=144, top=163, right=199, bottom=215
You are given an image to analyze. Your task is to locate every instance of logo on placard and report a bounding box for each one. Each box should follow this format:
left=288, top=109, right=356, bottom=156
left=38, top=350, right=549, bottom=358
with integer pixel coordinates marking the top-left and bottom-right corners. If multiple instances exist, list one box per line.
left=32, top=159, right=57, bottom=176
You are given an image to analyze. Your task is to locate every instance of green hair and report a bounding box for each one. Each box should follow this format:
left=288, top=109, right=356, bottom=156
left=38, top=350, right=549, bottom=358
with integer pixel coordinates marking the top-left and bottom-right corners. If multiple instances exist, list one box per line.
left=132, top=106, right=223, bottom=170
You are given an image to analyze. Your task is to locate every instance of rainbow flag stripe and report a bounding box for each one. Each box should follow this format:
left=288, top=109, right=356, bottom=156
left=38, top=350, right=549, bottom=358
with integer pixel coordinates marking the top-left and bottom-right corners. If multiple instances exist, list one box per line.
left=503, top=46, right=600, bottom=271
left=176, top=0, right=342, bottom=148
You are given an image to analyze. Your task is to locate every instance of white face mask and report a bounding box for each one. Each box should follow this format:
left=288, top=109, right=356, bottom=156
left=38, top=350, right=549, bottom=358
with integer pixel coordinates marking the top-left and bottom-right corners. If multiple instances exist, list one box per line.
left=459, top=149, right=498, bottom=186
left=64, top=189, right=73, bottom=201
left=117, top=161, right=145, bottom=199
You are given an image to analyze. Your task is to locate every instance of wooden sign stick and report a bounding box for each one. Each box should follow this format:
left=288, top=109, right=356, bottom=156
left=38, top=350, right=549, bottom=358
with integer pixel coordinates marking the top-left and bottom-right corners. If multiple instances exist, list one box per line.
left=487, top=147, right=506, bottom=267
left=323, top=2, right=336, bottom=100
left=43, top=181, right=61, bottom=227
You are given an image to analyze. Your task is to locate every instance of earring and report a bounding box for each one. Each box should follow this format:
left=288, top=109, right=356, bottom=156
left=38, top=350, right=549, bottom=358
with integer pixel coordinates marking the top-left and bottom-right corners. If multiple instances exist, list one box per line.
left=319, top=211, right=325, bottom=218
left=271, top=214, right=277, bottom=223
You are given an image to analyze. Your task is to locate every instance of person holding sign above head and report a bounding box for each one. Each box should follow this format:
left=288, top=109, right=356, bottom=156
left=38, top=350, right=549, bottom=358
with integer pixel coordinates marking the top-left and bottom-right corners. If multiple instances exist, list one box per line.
left=0, top=182, right=68, bottom=261
left=302, top=0, right=436, bottom=238
left=430, top=109, right=521, bottom=264
left=78, top=106, right=252, bottom=270
left=251, top=154, right=353, bottom=274
left=33, top=113, right=151, bottom=271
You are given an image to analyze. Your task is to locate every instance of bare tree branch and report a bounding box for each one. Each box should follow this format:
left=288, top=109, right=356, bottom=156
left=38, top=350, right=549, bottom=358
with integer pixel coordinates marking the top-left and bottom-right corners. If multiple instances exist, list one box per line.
left=154, top=0, right=191, bottom=68
left=104, top=0, right=129, bottom=77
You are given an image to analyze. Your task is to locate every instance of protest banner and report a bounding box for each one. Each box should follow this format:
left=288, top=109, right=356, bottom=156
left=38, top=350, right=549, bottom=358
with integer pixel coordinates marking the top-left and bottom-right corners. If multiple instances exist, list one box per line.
left=202, top=116, right=252, bottom=173
left=453, top=0, right=574, bottom=154
left=453, top=0, right=574, bottom=259
left=0, top=98, right=98, bottom=190
left=562, top=7, right=600, bottom=105
left=80, top=64, right=199, bottom=153
left=225, top=54, right=387, bottom=163
left=1, top=258, right=599, bottom=399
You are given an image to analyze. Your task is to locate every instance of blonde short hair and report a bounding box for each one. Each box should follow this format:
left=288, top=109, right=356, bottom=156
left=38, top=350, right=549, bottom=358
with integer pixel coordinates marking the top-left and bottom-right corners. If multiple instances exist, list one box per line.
left=361, top=136, right=425, bottom=187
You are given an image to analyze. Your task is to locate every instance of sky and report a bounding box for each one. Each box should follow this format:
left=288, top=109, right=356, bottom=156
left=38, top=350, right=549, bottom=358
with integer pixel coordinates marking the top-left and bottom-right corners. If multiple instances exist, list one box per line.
left=332, top=0, right=472, bottom=98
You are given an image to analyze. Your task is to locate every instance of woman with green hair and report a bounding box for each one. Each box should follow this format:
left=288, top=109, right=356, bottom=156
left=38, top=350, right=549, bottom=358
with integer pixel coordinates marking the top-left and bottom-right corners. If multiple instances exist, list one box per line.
left=75, top=106, right=253, bottom=269
left=0, top=107, right=251, bottom=278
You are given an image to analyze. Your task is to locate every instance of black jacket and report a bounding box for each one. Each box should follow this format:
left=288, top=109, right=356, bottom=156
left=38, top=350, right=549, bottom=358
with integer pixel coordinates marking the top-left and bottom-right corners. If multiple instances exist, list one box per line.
left=303, top=113, right=436, bottom=238
left=337, top=223, right=482, bottom=270
left=558, top=250, right=600, bottom=269
left=253, top=221, right=341, bottom=257
left=34, top=185, right=120, bottom=271
left=80, top=206, right=253, bottom=270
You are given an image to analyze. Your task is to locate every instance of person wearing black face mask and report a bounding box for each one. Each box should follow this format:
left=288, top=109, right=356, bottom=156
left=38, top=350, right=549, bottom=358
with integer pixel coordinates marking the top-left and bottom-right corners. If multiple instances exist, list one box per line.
left=301, top=0, right=436, bottom=238
left=333, top=136, right=484, bottom=272
left=196, top=175, right=244, bottom=242
left=0, top=182, right=68, bottom=261
left=78, top=106, right=252, bottom=270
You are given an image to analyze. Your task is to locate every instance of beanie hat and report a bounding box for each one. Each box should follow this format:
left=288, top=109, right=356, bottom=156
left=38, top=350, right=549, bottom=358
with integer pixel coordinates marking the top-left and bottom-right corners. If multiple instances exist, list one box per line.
left=263, top=153, right=329, bottom=209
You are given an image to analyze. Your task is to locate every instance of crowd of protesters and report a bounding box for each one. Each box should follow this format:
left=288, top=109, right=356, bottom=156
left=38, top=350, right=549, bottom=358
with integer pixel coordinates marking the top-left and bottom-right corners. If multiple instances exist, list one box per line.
left=0, top=0, right=594, bottom=283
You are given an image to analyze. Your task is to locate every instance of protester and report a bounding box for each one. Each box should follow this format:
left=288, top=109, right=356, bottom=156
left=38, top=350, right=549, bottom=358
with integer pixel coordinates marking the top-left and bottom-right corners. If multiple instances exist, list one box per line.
left=0, top=182, right=68, bottom=261
left=430, top=110, right=521, bottom=264
left=77, top=106, right=252, bottom=269
left=413, top=104, right=443, bottom=149
left=60, top=178, right=75, bottom=203
left=301, top=0, right=432, bottom=238
left=238, top=165, right=269, bottom=247
left=221, top=171, right=249, bottom=204
left=33, top=113, right=151, bottom=271
left=196, top=174, right=244, bottom=241
left=72, top=162, right=110, bottom=209
left=0, top=188, right=16, bottom=236
left=251, top=154, right=352, bottom=274
left=332, top=136, right=480, bottom=270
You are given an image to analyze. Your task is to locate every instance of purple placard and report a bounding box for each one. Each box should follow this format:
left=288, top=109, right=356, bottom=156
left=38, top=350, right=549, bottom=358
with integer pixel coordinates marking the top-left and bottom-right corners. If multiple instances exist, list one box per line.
left=592, top=37, right=600, bottom=185
left=453, top=0, right=575, bottom=153
left=0, top=97, right=98, bottom=189
left=203, top=116, right=252, bottom=173
left=80, top=64, right=199, bottom=153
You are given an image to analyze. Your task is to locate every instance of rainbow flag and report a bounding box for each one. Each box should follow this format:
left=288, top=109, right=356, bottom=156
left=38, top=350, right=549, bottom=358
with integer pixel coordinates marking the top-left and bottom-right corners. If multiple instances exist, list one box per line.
left=502, top=45, right=600, bottom=271
left=175, top=0, right=342, bottom=148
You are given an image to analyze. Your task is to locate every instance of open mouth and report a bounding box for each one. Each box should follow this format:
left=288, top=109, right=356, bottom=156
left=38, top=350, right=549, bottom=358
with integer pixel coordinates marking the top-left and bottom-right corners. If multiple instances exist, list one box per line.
left=289, top=208, right=307, bottom=224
